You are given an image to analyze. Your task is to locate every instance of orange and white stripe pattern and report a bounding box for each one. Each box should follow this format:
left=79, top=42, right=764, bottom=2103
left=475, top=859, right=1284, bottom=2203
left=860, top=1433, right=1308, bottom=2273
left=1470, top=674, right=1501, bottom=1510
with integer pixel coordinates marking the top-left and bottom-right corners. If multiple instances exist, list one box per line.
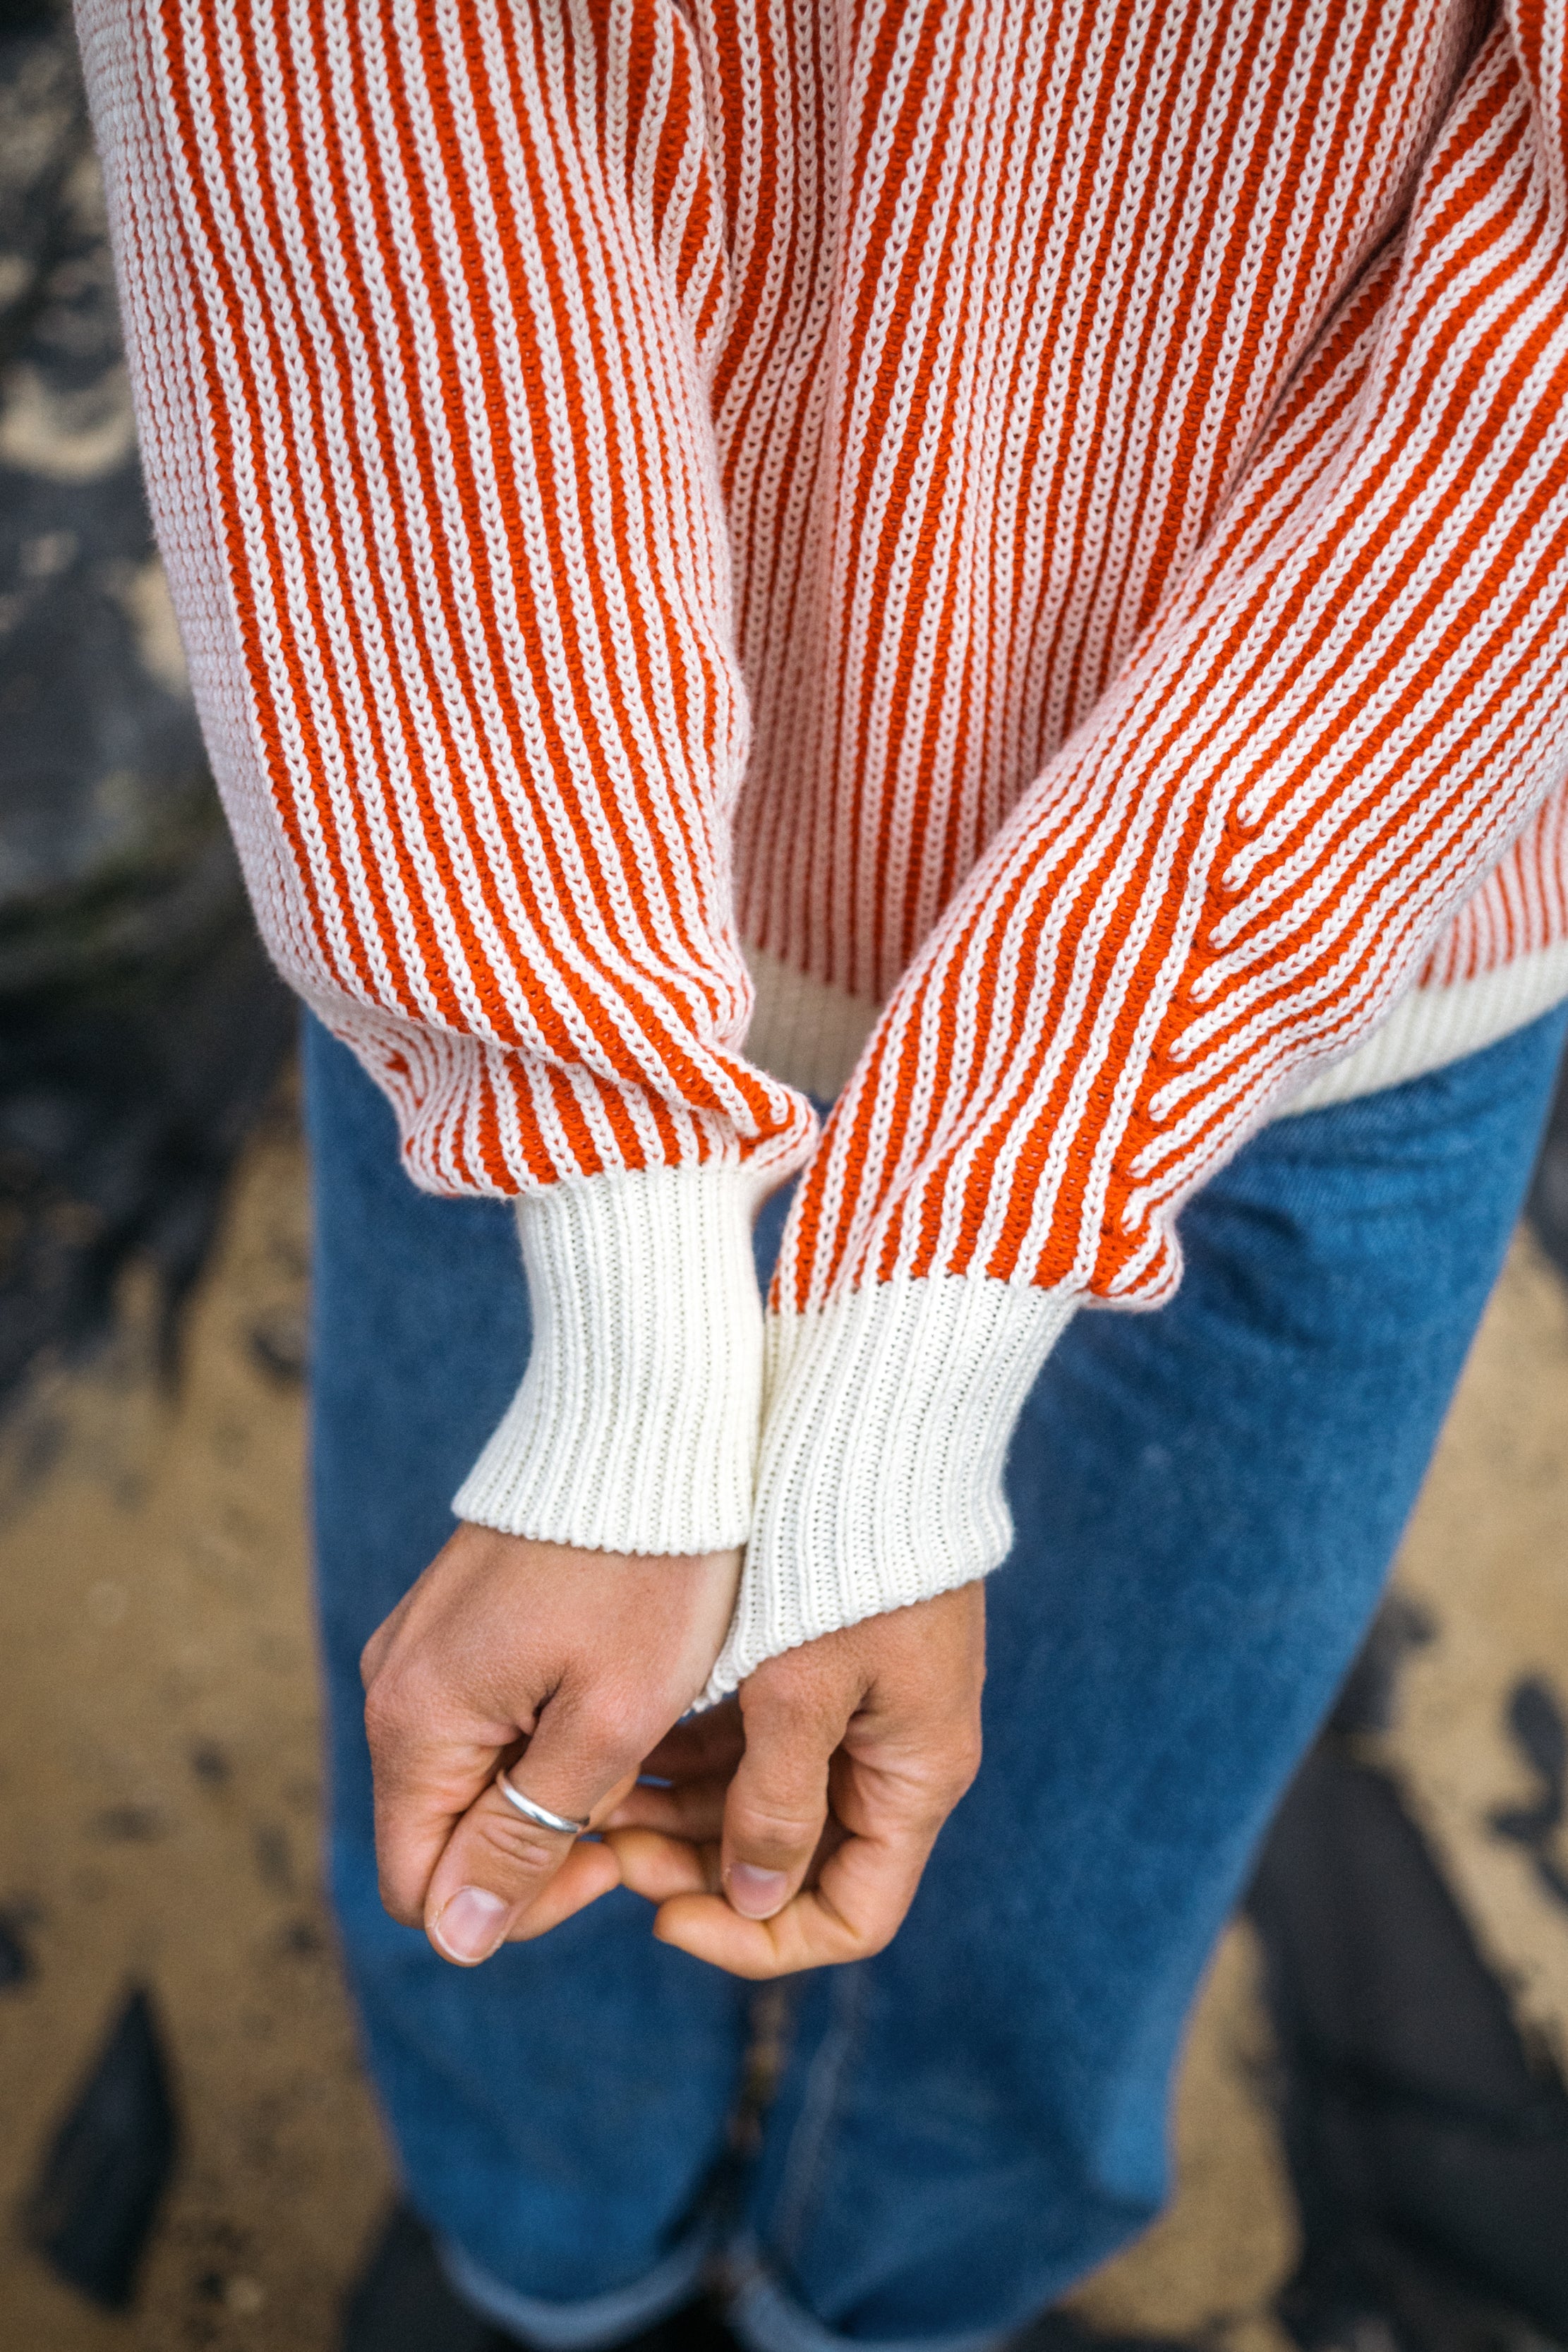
left=77, top=0, right=1568, bottom=1660
left=749, top=0, right=1568, bottom=1322
left=81, top=0, right=1568, bottom=1287
left=85, top=0, right=814, bottom=1200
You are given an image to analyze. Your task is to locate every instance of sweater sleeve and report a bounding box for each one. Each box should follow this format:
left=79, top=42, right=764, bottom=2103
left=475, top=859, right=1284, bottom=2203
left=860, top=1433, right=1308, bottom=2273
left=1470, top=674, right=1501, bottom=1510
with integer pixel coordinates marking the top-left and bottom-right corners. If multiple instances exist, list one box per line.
left=711, top=7, right=1568, bottom=1691
left=76, top=0, right=815, bottom=1555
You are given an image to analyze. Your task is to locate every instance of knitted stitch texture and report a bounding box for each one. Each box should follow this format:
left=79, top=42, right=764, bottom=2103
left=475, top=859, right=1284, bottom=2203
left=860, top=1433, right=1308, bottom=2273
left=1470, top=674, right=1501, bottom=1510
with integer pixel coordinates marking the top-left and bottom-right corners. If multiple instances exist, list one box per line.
left=78, top=0, right=1568, bottom=1687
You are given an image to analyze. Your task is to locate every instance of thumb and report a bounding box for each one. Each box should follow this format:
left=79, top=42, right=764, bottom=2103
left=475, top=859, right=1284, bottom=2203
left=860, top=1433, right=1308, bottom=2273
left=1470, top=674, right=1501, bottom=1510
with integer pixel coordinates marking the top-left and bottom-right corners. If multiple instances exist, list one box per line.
left=423, top=1708, right=633, bottom=1964
left=720, top=1662, right=854, bottom=1920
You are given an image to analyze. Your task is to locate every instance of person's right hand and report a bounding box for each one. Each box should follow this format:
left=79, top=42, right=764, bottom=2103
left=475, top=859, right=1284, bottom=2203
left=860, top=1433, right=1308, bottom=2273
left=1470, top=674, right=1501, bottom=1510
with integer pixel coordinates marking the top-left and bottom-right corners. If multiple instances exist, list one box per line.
left=358, top=1525, right=742, bottom=1967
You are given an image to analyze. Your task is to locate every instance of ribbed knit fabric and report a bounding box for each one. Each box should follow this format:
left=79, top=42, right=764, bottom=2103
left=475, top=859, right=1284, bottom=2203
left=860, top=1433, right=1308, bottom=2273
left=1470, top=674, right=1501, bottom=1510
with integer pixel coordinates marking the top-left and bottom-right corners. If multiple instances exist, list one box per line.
left=454, top=1166, right=765, bottom=1555
left=1285, top=939, right=1568, bottom=1113
left=708, top=1281, right=1075, bottom=1700
left=78, top=0, right=1568, bottom=1666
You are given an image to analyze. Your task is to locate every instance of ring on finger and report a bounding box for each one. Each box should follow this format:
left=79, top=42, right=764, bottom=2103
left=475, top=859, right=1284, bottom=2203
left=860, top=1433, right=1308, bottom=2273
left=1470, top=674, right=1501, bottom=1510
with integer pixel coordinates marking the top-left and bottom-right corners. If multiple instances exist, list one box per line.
left=494, top=1770, right=591, bottom=1840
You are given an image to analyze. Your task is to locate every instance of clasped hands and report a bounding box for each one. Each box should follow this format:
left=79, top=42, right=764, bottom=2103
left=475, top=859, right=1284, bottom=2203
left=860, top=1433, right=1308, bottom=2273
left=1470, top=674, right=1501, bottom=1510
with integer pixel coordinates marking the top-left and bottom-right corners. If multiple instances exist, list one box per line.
left=360, top=1526, right=984, bottom=1979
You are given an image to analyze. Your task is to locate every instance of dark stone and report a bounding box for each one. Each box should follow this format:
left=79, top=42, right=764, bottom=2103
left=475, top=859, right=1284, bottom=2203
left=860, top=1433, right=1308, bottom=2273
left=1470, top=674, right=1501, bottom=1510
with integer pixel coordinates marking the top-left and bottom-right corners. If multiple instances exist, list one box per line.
left=1328, top=1594, right=1437, bottom=1742
left=0, top=1907, right=33, bottom=1987
left=0, top=6, right=295, bottom=1416
left=187, top=1740, right=231, bottom=1790
left=23, top=1984, right=179, bottom=2309
left=248, top=1303, right=310, bottom=1386
left=1248, top=1740, right=1568, bottom=2345
left=276, top=1917, right=326, bottom=1960
left=1489, top=1677, right=1568, bottom=1915
left=0, top=4, right=227, bottom=996
left=90, top=1804, right=166, bottom=1843
left=1013, top=2316, right=1184, bottom=2350
left=251, top=1823, right=294, bottom=1894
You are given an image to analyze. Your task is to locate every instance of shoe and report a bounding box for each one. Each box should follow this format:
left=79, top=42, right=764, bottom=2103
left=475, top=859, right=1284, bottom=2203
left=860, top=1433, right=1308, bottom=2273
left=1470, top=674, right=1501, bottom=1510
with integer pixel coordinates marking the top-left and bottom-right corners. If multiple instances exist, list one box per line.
left=341, top=2207, right=500, bottom=2352
left=1010, top=2312, right=1181, bottom=2348
left=342, top=2204, right=741, bottom=2352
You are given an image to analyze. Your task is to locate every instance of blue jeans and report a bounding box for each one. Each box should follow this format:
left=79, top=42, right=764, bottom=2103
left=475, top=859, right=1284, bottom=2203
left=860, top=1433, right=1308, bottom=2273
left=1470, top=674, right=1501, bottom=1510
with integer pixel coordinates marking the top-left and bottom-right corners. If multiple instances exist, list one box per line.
left=306, top=1006, right=1567, bottom=2352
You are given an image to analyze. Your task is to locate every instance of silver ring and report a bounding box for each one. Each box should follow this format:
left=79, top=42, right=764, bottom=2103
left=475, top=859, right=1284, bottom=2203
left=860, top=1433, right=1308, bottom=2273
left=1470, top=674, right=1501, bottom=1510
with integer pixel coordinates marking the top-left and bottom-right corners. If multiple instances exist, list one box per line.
left=493, top=1770, right=590, bottom=1839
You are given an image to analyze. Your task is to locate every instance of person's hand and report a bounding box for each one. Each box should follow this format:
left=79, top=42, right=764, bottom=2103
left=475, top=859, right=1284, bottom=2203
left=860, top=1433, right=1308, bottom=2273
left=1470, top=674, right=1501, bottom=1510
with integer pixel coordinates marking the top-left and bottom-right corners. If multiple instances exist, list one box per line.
left=358, top=1526, right=741, bottom=1967
left=604, top=1584, right=985, bottom=1976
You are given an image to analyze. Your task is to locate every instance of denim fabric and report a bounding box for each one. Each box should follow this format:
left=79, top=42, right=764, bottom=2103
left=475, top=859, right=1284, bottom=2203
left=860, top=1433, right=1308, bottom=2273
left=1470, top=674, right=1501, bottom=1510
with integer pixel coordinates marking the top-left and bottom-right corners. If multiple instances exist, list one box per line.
left=306, top=1004, right=1567, bottom=2351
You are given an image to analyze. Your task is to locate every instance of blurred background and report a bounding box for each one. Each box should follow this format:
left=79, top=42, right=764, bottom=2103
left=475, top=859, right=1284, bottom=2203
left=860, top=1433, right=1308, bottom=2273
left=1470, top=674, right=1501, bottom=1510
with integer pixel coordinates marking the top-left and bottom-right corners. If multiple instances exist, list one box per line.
left=1, top=4, right=1566, bottom=2348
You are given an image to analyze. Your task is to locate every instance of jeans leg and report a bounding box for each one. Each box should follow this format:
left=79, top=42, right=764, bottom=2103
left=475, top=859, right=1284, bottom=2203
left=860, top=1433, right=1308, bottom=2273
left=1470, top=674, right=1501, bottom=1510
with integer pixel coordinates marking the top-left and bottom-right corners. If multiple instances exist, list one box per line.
left=734, top=1007, right=1568, bottom=2351
left=305, top=1019, right=752, bottom=2331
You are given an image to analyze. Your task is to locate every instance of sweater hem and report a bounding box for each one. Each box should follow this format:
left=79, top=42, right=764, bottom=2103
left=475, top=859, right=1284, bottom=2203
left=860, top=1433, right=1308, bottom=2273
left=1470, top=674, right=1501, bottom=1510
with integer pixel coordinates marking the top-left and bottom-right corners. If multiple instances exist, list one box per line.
left=1281, top=941, right=1568, bottom=1114
left=704, top=1275, right=1076, bottom=1700
left=454, top=1164, right=766, bottom=1557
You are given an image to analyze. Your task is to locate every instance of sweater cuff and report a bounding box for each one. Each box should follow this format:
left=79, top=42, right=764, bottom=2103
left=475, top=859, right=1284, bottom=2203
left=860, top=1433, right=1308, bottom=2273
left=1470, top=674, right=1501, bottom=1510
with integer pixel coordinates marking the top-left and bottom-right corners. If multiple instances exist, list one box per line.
left=704, top=1276, right=1076, bottom=1701
left=453, top=1166, right=766, bottom=1557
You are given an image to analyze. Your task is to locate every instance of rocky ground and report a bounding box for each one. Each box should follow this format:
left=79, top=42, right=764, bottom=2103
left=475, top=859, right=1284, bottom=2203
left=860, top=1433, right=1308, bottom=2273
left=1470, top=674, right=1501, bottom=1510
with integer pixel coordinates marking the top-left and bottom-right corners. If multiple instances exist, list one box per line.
left=0, top=1077, right=1564, bottom=2351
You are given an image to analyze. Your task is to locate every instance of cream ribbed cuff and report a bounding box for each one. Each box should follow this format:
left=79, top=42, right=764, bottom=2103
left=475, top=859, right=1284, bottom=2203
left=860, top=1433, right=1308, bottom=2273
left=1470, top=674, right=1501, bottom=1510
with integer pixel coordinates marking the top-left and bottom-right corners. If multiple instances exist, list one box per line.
left=705, top=1276, right=1077, bottom=1701
left=453, top=1166, right=765, bottom=1556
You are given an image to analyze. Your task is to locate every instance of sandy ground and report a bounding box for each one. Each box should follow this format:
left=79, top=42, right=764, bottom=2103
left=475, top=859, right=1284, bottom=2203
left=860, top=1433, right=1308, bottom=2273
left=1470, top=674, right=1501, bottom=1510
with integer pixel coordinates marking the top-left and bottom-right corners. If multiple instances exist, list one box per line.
left=0, top=1083, right=1564, bottom=2351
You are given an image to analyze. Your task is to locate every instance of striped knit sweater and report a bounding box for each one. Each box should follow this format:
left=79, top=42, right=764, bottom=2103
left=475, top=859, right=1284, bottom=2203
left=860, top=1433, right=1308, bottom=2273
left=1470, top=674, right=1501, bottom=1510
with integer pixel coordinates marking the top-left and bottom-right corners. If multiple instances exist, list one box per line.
left=80, top=0, right=1568, bottom=1696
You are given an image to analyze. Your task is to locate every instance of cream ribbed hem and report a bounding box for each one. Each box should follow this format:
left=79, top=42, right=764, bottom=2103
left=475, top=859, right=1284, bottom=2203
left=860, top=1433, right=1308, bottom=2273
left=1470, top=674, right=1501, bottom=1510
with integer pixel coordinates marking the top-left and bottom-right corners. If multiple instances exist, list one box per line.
left=1284, top=941, right=1568, bottom=1112
left=704, top=1276, right=1076, bottom=1700
left=453, top=1166, right=764, bottom=1556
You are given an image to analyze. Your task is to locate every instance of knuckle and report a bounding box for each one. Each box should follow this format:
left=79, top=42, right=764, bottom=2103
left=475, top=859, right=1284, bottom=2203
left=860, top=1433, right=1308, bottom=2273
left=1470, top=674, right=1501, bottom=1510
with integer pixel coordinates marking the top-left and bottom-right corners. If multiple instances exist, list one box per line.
left=729, top=1797, right=819, bottom=1860
left=467, top=1807, right=565, bottom=1882
left=571, top=1693, right=644, bottom=1764
left=363, top=1658, right=442, bottom=1754
left=740, top=1682, right=840, bottom=1756
left=739, top=1648, right=809, bottom=1711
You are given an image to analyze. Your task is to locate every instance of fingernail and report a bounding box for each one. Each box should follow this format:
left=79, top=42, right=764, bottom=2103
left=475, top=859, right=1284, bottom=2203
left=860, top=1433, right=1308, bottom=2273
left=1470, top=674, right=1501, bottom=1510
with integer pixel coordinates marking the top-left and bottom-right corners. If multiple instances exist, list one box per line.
left=433, top=1886, right=509, bottom=1963
left=725, top=1862, right=789, bottom=1919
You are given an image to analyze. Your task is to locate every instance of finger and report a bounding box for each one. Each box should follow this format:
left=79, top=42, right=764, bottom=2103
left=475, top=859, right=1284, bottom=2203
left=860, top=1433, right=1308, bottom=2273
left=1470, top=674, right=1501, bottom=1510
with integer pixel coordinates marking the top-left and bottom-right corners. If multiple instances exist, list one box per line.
left=367, top=1703, right=517, bottom=1930
left=607, top=1827, right=722, bottom=1904
left=498, top=1766, right=639, bottom=1943
left=423, top=1718, right=641, bottom=1965
left=504, top=1838, right=623, bottom=1941
left=653, top=1799, right=935, bottom=1977
left=717, top=1674, right=849, bottom=1921
left=603, top=1776, right=730, bottom=1839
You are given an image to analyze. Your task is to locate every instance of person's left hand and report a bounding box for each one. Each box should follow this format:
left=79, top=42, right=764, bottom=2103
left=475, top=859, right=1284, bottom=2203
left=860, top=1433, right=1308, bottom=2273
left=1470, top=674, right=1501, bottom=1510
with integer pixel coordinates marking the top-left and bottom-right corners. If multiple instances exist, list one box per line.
left=603, top=1584, right=986, bottom=1977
